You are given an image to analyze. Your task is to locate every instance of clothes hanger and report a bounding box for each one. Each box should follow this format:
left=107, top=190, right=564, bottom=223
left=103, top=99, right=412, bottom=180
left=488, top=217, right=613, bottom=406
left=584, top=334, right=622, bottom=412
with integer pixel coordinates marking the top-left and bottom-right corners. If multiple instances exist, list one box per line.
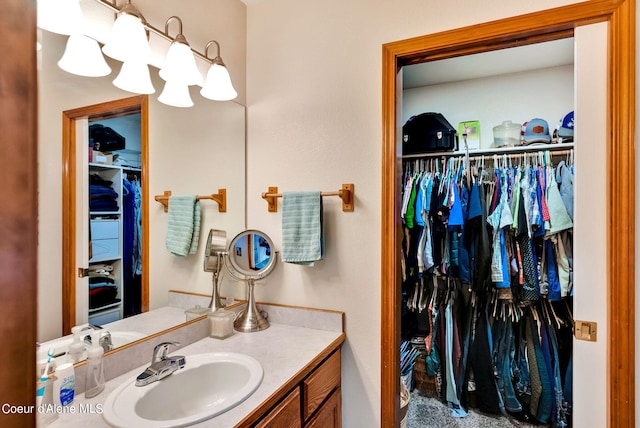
left=491, top=291, right=499, bottom=318
left=547, top=300, right=563, bottom=330
left=418, top=276, right=427, bottom=312
left=563, top=299, right=575, bottom=329
left=540, top=300, right=553, bottom=328
left=429, top=275, right=438, bottom=310
left=570, top=148, right=574, bottom=167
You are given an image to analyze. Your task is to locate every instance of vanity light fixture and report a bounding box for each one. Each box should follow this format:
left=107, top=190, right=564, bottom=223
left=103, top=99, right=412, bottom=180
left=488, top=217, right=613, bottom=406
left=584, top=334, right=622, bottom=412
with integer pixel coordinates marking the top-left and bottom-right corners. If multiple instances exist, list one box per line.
left=158, top=16, right=202, bottom=107
left=200, top=41, right=238, bottom=102
left=158, top=80, right=194, bottom=108
left=37, top=0, right=85, bottom=36
left=101, top=1, right=151, bottom=64
left=159, top=17, right=203, bottom=86
left=40, top=0, right=112, bottom=78
left=101, top=0, right=155, bottom=94
left=112, top=60, right=156, bottom=94
left=38, top=0, right=238, bottom=106
left=58, top=34, right=112, bottom=77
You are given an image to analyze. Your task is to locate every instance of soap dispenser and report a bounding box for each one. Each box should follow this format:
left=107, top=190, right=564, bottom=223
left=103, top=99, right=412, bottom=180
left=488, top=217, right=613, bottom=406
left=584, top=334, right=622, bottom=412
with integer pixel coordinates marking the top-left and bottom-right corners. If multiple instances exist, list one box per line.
left=68, top=326, right=85, bottom=364
left=85, top=331, right=105, bottom=398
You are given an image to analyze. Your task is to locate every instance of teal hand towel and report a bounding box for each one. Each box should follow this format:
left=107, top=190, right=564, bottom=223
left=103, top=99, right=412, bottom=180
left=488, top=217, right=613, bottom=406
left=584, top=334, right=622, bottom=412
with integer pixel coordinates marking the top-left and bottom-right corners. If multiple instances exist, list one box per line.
left=282, top=191, right=324, bottom=266
left=165, top=196, right=201, bottom=257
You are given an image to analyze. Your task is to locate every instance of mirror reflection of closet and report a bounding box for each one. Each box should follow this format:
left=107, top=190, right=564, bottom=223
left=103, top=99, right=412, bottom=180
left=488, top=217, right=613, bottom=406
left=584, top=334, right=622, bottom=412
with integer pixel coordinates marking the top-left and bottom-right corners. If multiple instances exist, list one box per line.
left=62, top=96, right=149, bottom=335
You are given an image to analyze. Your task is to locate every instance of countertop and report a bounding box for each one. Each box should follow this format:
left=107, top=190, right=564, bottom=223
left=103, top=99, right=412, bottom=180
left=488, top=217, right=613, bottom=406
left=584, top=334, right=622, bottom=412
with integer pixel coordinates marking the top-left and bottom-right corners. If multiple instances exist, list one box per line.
left=43, top=322, right=344, bottom=427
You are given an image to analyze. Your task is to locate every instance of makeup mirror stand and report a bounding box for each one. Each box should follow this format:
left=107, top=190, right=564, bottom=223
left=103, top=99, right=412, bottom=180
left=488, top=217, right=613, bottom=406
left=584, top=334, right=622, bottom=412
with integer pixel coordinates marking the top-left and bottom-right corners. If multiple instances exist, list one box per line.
left=208, top=252, right=227, bottom=312
left=234, top=278, right=270, bottom=332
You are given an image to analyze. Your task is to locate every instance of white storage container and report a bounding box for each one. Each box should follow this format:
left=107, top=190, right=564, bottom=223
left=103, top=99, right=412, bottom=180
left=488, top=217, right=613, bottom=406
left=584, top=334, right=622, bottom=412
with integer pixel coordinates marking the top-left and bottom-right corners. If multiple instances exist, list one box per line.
left=91, top=219, right=118, bottom=239
left=89, top=307, right=120, bottom=325
left=90, top=219, right=119, bottom=261
left=492, top=120, right=522, bottom=147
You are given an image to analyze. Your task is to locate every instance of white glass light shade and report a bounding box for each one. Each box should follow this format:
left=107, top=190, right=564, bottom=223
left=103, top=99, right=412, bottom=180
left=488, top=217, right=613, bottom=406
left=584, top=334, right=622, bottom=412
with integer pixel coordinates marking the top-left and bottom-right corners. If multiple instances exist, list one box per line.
left=37, top=0, right=84, bottom=35
left=58, top=35, right=111, bottom=77
left=102, top=13, right=150, bottom=63
left=158, top=80, right=194, bottom=108
left=113, top=61, right=155, bottom=94
left=159, top=41, right=203, bottom=86
left=200, top=63, right=238, bottom=101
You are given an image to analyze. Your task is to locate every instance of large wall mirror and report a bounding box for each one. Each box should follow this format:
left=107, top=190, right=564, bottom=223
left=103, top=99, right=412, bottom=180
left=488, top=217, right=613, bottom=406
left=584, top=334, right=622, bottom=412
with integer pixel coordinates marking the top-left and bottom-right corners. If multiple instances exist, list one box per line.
left=37, top=28, right=246, bottom=350
left=381, top=1, right=634, bottom=427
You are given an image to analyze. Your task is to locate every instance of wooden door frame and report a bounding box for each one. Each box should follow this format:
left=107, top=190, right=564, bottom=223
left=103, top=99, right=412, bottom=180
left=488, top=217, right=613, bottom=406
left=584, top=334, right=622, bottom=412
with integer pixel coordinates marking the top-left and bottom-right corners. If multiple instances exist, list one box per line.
left=381, top=1, right=635, bottom=426
left=62, top=95, right=150, bottom=335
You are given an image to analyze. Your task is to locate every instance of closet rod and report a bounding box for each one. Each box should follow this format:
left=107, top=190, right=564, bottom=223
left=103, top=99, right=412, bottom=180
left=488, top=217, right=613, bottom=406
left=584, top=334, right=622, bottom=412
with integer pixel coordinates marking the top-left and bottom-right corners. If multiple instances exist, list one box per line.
left=467, top=149, right=573, bottom=162
left=402, top=142, right=574, bottom=159
left=261, top=183, right=354, bottom=212
left=154, top=189, right=227, bottom=213
left=404, top=150, right=573, bottom=163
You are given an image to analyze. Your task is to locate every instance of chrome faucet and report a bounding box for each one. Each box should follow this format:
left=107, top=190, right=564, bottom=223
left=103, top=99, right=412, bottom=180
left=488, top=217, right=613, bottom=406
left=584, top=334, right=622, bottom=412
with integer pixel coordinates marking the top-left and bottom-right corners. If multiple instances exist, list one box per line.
left=82, top=324, right=113, bottom=352
left=135, top=341, right=186, bottom=387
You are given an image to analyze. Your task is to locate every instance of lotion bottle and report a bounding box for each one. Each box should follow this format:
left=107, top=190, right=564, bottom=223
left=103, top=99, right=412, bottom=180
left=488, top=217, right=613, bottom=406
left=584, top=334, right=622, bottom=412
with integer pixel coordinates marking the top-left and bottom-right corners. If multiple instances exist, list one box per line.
left=68, top=326, right=85, bottom=364
left=84, top=331, right=105, bottom=398
left=52, top=363, right=75, bottom=406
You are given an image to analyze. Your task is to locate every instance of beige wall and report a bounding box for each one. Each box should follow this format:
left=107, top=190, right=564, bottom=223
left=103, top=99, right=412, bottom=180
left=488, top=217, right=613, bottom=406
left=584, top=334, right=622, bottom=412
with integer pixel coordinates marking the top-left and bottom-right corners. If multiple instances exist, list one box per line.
left=243, top=1, right=589, bottom=427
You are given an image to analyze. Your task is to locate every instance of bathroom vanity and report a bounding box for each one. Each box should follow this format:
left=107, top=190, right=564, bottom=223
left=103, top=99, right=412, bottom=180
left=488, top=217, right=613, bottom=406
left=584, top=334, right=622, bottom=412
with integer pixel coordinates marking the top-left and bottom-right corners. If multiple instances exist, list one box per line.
left=250, top=347, right=341, bottom=427
left=43, top=302, right=345, bottom=427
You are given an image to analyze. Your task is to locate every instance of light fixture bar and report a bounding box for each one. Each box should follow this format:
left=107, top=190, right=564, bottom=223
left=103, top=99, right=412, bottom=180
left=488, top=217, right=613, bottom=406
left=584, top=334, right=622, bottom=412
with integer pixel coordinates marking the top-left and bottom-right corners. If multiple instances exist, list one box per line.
left=92, top=0, right=214, bottom=64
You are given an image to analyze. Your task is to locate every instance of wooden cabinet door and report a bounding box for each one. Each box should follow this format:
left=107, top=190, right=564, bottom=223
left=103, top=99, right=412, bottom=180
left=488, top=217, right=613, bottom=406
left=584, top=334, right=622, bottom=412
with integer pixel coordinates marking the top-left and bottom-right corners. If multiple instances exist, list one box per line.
left=303, top=350, right=341, bottom=421
left=305, top=388, right=341, bottom=428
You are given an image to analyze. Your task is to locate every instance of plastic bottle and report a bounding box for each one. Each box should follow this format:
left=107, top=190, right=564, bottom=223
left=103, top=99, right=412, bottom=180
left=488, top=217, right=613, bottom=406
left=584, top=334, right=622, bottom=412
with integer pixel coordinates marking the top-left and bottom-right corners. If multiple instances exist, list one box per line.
left=68, top=326, right=85, bottom=364
left=52, top=363, right=75, bottom=406
left=84, top=331, right=105, bottom=398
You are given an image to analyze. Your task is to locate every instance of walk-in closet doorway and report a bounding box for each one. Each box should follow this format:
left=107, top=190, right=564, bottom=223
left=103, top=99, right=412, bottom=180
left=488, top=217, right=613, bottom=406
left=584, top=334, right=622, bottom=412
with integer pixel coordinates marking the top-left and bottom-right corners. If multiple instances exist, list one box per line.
left=381, top=1, right=635, bottom=427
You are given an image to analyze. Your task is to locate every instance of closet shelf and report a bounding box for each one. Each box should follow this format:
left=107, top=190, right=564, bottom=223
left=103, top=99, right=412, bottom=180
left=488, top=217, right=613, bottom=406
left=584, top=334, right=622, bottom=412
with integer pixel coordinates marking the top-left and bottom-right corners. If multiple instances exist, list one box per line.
left=154, top=189, right=227, bottom=213
left=88, top=301, right=121, bottom=314
left=261, top=183, right=354, bottom=212
left=402, top=142, right=574, bottom=159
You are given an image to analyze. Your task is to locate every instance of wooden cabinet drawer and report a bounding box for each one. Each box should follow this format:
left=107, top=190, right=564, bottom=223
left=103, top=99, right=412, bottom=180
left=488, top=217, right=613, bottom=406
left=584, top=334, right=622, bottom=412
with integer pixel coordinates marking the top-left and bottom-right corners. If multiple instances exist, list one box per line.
left=255, top=386, right=301, bottom=428
left=303, top=349, right=341, bottom=421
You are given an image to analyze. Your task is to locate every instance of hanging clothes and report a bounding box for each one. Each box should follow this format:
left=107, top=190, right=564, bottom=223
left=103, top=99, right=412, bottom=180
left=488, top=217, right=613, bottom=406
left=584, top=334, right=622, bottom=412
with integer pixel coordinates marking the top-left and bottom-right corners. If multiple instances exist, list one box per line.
left=400, top=149, right=575, bottom=426
left=122, top=174, right=142, bottom=317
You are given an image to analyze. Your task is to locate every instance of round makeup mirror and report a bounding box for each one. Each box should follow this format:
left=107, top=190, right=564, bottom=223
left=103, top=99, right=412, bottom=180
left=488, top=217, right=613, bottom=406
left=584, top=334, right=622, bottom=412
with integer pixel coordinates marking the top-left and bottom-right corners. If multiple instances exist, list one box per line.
left=225, top=230, right=277, bottom=332
left=225, top=230, right=276, bottom=280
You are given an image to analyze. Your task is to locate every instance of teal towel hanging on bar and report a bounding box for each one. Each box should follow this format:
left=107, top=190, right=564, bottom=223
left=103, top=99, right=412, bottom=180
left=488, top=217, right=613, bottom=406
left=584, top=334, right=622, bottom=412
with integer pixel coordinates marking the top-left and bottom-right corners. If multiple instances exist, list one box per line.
left=281, top=191, right=324, bottom=266
left=165, top=195, right=201, bottom=256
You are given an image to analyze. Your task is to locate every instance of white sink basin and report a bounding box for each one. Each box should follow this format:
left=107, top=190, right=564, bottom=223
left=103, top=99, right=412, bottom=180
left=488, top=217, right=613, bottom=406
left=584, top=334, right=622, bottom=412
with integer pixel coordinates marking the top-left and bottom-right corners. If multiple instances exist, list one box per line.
left=103, top=352, right=264, bottom=427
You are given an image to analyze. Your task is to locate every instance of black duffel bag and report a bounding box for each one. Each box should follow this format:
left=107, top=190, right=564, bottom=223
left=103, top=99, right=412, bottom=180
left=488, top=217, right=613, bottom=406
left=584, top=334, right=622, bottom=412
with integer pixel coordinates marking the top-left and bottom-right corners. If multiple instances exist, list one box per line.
left=90, top=123, right=126, bottom=152
left=402, top=112, right=458, bottom=155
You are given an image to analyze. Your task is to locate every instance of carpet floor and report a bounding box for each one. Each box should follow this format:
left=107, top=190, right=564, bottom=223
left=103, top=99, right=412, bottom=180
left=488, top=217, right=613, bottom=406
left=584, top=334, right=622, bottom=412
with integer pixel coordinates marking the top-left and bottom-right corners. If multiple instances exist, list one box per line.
left=406, top=391, right=540, bottom=428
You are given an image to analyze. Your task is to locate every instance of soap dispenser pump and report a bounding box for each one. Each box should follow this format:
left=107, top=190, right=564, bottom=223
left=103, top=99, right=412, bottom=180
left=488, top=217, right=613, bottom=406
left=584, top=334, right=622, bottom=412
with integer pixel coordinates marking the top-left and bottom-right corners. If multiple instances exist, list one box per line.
left=68, top=326, right=85, bottom=364
left=85, top=331, right=105, bottom=398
